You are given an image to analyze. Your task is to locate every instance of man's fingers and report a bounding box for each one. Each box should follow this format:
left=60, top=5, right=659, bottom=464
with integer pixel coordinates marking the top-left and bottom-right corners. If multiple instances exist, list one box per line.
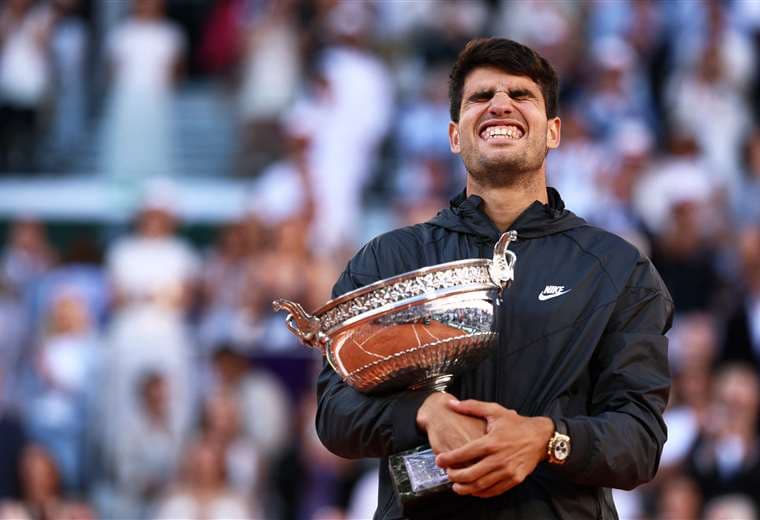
left=447, top=399, right=502, bottom=418
left=435, top=437, right=489, bottom=468
left=451, top=468, right=513, bottom=497
left=446, top=457, right=498, bottom=484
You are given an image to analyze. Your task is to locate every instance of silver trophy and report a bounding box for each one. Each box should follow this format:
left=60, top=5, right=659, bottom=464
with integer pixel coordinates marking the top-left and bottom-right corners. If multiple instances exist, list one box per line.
left=273, top=231, right=517, bottom=503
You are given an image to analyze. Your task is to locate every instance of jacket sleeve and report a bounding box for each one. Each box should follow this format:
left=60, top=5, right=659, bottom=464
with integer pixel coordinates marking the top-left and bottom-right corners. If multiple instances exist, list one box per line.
left=551, top=258, right=673, bottom=489
left=314, top=242, right=432, bottom=459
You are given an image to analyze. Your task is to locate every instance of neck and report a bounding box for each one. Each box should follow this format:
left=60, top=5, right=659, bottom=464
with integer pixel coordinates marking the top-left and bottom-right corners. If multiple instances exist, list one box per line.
left=466, top=172, right=548, bottom=231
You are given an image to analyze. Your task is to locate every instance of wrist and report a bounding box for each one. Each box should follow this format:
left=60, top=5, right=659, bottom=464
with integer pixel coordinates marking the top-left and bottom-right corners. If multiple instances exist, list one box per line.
left=416, top=391, right=449, bottom=432
left=533, top=417, right=555, bottom=461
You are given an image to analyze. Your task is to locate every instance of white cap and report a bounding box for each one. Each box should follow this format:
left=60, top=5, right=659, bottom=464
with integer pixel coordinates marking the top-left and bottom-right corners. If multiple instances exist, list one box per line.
left=139, top=177, right=179, bottom=215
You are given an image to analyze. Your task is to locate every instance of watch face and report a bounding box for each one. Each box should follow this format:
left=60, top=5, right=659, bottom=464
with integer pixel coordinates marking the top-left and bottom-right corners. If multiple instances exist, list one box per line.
left=553, top=439, right=570, bottom=461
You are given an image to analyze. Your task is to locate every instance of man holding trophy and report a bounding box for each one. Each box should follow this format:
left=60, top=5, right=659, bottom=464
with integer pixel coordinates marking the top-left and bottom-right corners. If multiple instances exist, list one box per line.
left=278, top=38, right=673, bottom=519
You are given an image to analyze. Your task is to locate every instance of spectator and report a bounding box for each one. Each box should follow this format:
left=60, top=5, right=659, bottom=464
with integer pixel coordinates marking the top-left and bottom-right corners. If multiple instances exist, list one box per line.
left=108, top=371, right=181, bottom=520
left=200, top=391, right=261, bottom=512
left=23, top=288, right=99, bottom=493
left=46, top=0, right=88, bottom=170
left=253, top=215, right=338, bottom=351
left=101, top=182, right=198, bottom=504
left=0, top=0, right=55, bottom=173
left=30, top=235, right=108, bottom=333
left=663, top=314, right=719, bottom=469
left=153, top=436, right=252, bottom=520
left=494, top=0, right=580, bottom=79
left=236, top=0, right=302, bottom=174
left=720, top=225, right=760, bottom=369
left=686, top=363, right=760, bottom=511
left=588, top=119, right=655, bottom=254
left=0, top=218, right=56, bottom=298
left=106, top=180, right=198, bottom=311
left=0, top=444, right=95, bottom=520
left=207, top=345, right=290, bottom=462
left=546, top=106, right=612, bottom=221
left=650, top=197, right=722, bottom=312
left=289, top=0, right=393, bottom=253
left=579, top=36, right=656, bottom=141
left=198, top=221, right=256, bottom=351
left=666, top=36, right=752, bottom=201
left=655, top=474, right=702, bottom=520
left=245, top=122, right=314, bottom=232
left=100, top=0, right=185, bottom=181
left=394, top=66, right=460, bottom=204
left=270, top=394, right=357, bottom=520
left=639, top=136, right=723, bottom=312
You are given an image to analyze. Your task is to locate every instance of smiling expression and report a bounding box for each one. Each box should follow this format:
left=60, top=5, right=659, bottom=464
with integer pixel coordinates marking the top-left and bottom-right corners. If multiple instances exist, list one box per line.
left=448, top=67, right=561, bottom=186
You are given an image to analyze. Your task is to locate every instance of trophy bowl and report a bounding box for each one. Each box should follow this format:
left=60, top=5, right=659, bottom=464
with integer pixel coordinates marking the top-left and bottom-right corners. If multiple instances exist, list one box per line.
left=273, top=232, right=517, bottom=395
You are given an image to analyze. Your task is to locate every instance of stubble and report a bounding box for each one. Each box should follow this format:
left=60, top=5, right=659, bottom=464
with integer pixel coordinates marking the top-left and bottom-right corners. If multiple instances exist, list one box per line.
left=462, top=133, right=548, bottom=189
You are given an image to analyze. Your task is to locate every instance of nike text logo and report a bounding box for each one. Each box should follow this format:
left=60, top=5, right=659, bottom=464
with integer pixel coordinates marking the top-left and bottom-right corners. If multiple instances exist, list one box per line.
left=538, top=285, right=571, bottom=301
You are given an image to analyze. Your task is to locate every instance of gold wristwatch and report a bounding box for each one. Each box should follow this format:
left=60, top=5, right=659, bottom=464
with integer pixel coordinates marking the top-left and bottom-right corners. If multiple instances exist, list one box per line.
left=546, top=419, right=571, bottom=465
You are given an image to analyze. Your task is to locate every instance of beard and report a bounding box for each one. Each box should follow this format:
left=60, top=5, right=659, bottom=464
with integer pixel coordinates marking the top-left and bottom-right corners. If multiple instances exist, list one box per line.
left=461, top=137, right=548, bottom=189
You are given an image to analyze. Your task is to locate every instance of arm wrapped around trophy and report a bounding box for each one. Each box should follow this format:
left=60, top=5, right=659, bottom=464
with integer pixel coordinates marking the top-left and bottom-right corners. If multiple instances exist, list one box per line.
left=273, top=231, right=517, bottom=503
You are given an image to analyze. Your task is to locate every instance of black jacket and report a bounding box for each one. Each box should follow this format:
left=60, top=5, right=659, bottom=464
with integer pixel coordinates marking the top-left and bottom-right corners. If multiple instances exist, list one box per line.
left=316, top=189, right=673, bottom=519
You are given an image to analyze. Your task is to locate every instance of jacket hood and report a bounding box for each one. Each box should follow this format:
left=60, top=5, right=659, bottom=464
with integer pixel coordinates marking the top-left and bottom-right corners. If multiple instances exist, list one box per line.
left=428, top=187, right=587, bottom=242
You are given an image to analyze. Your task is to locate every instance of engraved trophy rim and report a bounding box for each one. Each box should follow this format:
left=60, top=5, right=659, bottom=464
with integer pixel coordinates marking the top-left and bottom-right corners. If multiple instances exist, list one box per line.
left=313, top=257, right=492, bottom=316
left=324, top=284, right=497, bottom=337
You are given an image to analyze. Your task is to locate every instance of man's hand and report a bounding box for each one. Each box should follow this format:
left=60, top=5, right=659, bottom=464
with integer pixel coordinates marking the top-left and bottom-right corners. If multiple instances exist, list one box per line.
left=416, top=392, right=487, bottom=457
left=434, top=399, right=554, bottom=498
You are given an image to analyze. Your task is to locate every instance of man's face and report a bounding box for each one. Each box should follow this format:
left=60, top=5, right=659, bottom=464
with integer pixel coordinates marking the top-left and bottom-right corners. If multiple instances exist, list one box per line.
left=138, top=209, right=175, bottom=237
left=449, top=67, right=560, bottom=185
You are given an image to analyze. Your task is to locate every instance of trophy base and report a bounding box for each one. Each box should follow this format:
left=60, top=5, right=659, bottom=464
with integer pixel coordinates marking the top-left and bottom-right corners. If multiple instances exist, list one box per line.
left=389, top=446, right=452, bottom=505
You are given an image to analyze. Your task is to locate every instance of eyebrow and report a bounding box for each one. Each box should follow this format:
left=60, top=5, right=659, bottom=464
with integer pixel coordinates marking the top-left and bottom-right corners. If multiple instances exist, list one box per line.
left=466, top=87, right=537, bottom=102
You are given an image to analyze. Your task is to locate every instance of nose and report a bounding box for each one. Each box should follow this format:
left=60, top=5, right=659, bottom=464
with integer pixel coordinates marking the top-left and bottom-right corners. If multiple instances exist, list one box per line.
left=489, top=91, right=513, bottom=115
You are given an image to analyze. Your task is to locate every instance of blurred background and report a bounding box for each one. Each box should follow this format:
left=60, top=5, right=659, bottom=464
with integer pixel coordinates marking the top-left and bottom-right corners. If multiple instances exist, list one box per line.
left=0, top=0, right=760, bottom=518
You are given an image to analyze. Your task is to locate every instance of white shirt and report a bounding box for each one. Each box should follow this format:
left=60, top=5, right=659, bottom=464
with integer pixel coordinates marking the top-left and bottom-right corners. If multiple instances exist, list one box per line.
left=0, top=5, right=52, bottom=105
left=248, top=160, right=306, bottom=225
left=107, top=235, right=198, bottom=303
left=108, top=19, right=184, bottom=93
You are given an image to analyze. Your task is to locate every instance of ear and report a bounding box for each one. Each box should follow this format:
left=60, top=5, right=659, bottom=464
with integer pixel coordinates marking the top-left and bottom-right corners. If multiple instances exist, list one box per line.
left=449, top=121, right=461, bottom=154
left=546, top=117, right=561, bottom=149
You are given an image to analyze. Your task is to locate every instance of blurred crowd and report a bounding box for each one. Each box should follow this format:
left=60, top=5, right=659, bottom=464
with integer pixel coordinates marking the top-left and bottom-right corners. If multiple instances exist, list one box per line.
left=1, top=0, right=760, bottom=519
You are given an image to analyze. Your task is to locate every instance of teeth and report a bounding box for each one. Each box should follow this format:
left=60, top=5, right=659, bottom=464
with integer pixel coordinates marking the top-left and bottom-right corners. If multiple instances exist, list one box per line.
left=482, top=125, right=523, bottom=140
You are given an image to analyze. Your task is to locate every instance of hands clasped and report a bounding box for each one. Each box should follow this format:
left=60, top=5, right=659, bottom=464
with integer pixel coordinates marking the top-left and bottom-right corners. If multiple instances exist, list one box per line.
left=416, top=393, right=554, bottom=498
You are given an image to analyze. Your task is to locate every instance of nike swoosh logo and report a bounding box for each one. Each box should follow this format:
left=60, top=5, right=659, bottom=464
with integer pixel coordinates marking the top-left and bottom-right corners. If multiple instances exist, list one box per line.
left=538, top=289, right=572, bottom=301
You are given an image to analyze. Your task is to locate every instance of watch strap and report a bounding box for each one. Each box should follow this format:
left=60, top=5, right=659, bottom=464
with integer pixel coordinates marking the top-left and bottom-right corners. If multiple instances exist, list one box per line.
left=554, top=418, right=568, bottom=436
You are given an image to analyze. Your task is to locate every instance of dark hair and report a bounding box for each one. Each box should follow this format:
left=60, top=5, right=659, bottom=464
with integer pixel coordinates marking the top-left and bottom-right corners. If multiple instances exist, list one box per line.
left=448, top=38, right=559, bottom=122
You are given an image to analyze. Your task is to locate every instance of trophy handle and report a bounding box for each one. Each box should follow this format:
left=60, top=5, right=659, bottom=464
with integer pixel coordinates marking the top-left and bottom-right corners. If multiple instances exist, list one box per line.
left=272, top=298, right=324, bottom=350
left=489, top=230, right=518, bottom=291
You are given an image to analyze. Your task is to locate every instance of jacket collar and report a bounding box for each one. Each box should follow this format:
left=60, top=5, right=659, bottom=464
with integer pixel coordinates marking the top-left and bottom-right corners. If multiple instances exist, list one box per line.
left=429, top=187, right=586, bottom=242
